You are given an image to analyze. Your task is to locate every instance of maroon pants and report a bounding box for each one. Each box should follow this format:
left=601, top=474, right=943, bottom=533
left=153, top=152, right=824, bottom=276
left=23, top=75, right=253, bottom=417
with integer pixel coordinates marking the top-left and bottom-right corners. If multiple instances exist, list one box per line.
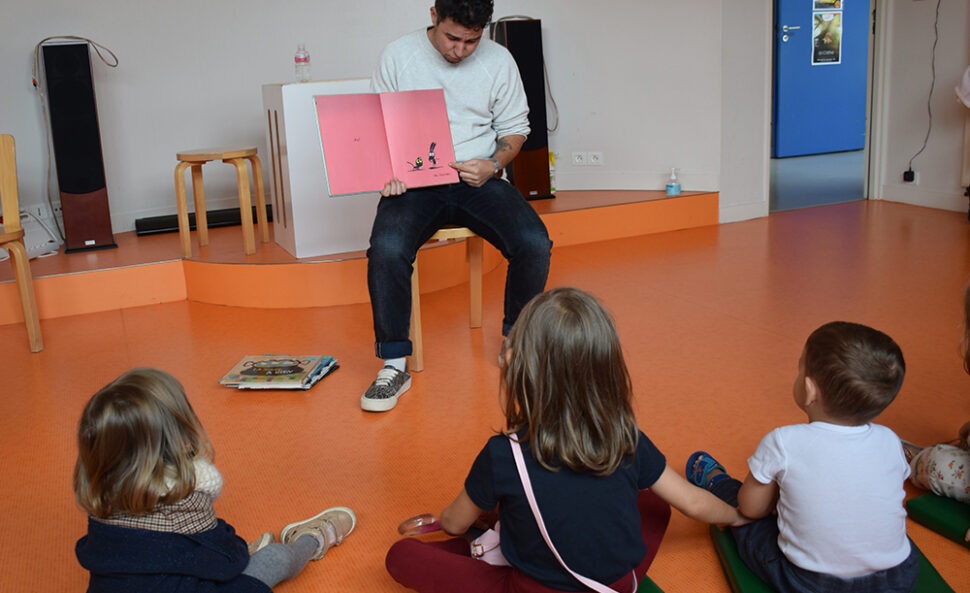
left=385, top=490, right=671, bottom=593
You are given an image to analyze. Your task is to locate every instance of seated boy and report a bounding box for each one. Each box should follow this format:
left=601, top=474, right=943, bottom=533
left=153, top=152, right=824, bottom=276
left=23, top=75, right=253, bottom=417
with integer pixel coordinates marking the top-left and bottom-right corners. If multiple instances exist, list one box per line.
left=688, top=321, right=919, bottom=593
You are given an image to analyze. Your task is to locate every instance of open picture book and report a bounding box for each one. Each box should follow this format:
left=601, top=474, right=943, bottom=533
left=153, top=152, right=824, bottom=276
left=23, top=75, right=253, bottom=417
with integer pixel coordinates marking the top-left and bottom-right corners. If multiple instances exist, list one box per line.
left=218, top=355, right=338, bottom=390
left=314, top=88, right=458, bottom=196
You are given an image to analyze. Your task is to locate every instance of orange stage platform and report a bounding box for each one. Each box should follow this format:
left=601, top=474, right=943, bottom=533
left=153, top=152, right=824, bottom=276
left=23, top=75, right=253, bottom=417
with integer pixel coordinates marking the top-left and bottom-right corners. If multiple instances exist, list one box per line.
left=0, top=190, right=718, bottom=324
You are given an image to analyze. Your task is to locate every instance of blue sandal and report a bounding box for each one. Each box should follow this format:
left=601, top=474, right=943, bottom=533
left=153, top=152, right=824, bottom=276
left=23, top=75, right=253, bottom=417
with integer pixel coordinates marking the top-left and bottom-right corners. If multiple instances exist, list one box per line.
left=686, top=451, right=728, bottom=489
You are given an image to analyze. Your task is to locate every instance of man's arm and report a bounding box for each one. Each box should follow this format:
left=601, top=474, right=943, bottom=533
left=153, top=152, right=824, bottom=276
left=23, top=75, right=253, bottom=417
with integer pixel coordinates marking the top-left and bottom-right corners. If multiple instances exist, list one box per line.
left=449, top=134, right=526, bottom=188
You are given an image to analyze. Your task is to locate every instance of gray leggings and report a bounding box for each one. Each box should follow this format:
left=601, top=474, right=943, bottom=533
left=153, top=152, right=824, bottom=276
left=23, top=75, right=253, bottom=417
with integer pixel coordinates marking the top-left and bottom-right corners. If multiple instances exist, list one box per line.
left=242, top=534, right=317, bottom=589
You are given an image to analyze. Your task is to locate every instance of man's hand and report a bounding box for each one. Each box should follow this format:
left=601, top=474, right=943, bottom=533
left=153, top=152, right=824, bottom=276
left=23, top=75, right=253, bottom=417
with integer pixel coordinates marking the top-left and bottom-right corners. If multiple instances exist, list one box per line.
left=381, top=178, right=407, bottom=197
left=450, top=159, right=495, bottom=188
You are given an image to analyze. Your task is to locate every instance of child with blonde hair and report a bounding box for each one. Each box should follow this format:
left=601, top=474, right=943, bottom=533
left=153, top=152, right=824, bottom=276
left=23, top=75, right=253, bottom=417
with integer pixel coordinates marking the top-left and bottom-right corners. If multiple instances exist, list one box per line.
left=688, top=322, right=918, bottom=592
left=386, top=287, right=745, bottom=593
left=74, top=367, right=355, bottom=592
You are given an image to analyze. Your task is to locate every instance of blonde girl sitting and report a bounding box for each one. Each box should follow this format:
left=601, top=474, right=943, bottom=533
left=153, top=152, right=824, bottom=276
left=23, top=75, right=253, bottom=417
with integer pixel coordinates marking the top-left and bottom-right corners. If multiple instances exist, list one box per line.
left=74, top=367, right=355, bottom=592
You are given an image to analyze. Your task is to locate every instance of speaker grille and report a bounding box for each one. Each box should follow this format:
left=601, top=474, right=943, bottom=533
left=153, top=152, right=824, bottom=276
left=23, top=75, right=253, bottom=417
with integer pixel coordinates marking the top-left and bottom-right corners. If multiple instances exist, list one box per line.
left=43, top=43, right=107, bottom=195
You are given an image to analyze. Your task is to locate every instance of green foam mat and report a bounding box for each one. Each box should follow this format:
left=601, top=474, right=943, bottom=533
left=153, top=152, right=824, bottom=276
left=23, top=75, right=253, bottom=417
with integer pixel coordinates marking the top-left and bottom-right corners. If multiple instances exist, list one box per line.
left=906, top=493, right=970, bottom=550
left=709, top=525, right=953, bottom=593
left=636, top=574, right=664, bottom=593
left=709, top=525, right=773, bottom=593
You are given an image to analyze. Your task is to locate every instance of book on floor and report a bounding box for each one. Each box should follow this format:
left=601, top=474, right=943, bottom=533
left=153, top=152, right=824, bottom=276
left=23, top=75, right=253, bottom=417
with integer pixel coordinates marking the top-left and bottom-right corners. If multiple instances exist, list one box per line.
left=314, top=88, right=458, bottom=196
left=218, top=355, right=339, bottom=390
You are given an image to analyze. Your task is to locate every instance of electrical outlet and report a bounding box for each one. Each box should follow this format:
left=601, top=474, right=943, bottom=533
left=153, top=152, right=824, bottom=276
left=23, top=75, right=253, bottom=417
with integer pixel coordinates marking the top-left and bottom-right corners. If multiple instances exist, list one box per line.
left=903, top=170, right=917, bottom=183
left=588, top=151, right=604, bottom=166
left=571, top=151, right=587, bottom=166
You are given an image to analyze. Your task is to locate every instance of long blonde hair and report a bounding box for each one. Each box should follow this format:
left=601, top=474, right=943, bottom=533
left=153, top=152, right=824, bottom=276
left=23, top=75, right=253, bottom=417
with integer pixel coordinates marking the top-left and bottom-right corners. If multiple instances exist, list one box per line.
left=502, top=287, right=638, bottom=475
left=73, top=368, right=213, bottom=517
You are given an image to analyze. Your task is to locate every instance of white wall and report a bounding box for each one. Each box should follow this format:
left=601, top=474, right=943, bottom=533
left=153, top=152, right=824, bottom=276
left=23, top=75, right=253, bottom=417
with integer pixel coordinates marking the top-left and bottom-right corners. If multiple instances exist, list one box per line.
left=1, top=0, right=767, bottom=234
left=719, top=1, right=771, bottom=223
left=875, top=0, right=970, bottom=211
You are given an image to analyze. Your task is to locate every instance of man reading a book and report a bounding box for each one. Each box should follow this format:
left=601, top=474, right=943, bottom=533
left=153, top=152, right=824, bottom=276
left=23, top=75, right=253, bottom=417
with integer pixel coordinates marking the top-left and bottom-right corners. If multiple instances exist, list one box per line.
left=360, top=0, right=552, bottom=412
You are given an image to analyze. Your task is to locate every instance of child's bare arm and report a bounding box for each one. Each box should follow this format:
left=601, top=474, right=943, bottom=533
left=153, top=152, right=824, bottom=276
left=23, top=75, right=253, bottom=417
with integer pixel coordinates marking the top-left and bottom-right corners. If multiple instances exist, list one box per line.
left=650, top=465, right=747, bottom=526
left=440, top=489, right=488, bottom=535
left=737, top=472, right=779, bottom=519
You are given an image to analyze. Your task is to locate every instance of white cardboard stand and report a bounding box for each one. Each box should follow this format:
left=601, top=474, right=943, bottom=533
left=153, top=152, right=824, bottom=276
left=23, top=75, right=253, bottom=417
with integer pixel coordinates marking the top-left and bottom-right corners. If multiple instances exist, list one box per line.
left=262, top=78, right=379, bottom=258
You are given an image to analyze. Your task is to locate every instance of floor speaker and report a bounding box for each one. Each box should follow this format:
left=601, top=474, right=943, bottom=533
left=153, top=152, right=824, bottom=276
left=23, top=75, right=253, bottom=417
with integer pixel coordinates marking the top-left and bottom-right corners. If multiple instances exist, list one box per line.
left=491, top=19, right=552, bottom=200
left=43, top=42, right=117, bottom=252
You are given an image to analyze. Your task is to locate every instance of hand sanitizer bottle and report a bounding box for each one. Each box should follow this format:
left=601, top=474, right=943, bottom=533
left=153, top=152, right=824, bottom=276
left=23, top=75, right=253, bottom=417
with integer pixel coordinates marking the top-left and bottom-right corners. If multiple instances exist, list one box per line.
left=665, top=167, right=681, bottom=196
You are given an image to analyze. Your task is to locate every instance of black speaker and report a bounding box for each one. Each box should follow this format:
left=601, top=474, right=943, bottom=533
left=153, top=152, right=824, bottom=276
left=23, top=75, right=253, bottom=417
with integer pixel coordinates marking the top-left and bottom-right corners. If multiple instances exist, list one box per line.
left=43, top=42, right=117, bottom=252
left=491, top=19, right=552, bottom=200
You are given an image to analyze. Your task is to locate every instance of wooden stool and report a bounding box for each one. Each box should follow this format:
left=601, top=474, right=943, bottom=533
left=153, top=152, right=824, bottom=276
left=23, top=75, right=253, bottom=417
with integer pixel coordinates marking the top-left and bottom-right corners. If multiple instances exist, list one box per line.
left=408, top=226, right=483, bottom=372
left=0, top=134, right=43, bottom=352
left=174, top=146, right=269, bottom=258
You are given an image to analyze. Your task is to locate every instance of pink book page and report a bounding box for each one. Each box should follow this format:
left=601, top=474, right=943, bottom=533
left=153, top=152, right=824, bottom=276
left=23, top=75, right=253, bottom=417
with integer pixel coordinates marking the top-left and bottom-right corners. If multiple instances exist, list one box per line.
left=314, top=93, right=393, bottom=196
left=379, top=89, right=459, bottom=188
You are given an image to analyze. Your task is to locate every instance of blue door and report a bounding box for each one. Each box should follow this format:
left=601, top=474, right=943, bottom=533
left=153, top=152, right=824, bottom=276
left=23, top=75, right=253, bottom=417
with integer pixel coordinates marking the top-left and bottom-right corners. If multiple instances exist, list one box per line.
left=773, top=0, right=870, bottom=158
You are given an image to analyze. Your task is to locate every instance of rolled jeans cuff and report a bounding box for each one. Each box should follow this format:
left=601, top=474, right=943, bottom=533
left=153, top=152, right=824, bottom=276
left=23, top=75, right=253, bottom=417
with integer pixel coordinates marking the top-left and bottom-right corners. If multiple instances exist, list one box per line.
left=376, top=340, right=412, bottom=360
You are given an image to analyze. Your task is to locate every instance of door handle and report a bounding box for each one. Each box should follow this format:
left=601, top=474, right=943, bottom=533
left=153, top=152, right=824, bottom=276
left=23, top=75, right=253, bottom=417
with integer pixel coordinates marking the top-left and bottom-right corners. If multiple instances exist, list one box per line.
left=782, top=25, right=801, bottom=33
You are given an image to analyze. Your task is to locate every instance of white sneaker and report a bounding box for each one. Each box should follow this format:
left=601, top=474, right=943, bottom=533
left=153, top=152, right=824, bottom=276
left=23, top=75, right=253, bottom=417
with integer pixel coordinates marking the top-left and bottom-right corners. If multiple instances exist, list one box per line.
left=360, top=365, right=411, bottom=412
left=247, top=531, right=274, bottom=555
left=280, top=506, right=356, bottom=560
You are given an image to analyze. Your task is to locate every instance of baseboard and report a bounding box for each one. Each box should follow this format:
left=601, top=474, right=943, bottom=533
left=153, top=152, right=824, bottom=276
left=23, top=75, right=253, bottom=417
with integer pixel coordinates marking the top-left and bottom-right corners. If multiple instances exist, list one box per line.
left=135, top=205, right=274, bottom=236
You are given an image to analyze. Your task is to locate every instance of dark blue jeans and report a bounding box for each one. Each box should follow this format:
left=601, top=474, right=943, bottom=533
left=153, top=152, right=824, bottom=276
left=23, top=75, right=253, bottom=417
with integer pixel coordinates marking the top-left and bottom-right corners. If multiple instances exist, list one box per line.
left=366, top=179, right=552, bottom=360
left=710, top=477, right=919, bottom=593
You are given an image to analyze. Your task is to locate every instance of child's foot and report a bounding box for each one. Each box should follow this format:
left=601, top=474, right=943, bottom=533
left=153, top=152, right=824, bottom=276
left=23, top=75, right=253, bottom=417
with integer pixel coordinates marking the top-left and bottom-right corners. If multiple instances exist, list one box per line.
left=248, top=531, right=275, bottom=555
left=686, top=451, right=729, bottom=490
left=280, top=506, right=356, bottom=560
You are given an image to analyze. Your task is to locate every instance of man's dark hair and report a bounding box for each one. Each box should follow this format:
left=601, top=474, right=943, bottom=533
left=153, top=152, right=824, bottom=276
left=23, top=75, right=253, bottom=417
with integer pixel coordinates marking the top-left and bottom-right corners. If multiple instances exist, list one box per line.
left=435, top=0, right=494, bottom=30
left=804, top=321, right=905, bottom=424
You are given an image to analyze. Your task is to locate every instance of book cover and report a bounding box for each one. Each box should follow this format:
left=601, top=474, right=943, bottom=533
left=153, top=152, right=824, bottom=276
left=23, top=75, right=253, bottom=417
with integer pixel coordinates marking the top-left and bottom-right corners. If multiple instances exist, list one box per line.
left=219, top=355, right=338, bottom=390
left=314, top=89, right=458, bottom=196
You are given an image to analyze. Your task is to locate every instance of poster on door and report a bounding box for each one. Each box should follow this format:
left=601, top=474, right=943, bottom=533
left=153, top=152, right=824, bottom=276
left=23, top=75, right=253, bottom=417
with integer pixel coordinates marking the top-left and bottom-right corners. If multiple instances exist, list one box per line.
left=812, top=11, right=842, bottom=65
left=813, top=0, right=841, bottom=9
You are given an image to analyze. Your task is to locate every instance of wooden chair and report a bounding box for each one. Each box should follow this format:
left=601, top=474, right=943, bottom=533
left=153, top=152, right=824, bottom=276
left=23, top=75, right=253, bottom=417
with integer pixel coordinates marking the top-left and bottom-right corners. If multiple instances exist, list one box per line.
left=408, top=226, right=483, bottom=372
left=0, top=135, right=43, bottom=352
left=174, top=146, right=269, bottom=258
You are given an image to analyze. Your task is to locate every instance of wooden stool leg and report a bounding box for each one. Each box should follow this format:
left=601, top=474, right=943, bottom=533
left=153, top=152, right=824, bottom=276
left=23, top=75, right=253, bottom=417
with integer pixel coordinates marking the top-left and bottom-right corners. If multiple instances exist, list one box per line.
left=409, top=258, right=424, bottom=373
left=962, top=113, right=970, bottom=188
left=226, top=158, right=256, bottom=255
left=190, top=164, right=209, bottom=247
left=174, top=161, right=193, bottom=258
left=468, top=236, right=483, bottom=328
left=8, top=239, right=43, bottom=352
left=247, top=154, right=270, bottom=243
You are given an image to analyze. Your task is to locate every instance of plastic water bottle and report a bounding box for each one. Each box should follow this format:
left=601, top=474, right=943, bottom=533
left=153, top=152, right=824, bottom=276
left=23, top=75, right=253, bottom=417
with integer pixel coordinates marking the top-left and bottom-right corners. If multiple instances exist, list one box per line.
left=548, top=152, right=557, bottom=193
left=294, top=44, right=311, bottom=82
left=665, top=167, right=681, bottom=196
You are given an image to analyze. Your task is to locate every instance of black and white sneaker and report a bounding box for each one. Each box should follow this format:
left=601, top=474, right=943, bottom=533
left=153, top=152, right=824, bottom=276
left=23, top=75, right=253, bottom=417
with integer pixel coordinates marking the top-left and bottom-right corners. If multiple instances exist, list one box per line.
left=360, top=365, right=411, bottom=412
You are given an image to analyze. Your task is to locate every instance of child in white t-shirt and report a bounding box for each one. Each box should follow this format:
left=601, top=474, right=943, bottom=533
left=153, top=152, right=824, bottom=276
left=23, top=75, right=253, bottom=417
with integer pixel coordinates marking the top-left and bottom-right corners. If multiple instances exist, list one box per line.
left=688, top=321, right=919, bottom=593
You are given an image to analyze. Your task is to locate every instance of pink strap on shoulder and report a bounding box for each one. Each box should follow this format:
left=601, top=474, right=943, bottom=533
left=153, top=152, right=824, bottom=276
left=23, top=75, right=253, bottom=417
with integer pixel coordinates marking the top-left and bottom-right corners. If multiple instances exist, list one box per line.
left=509, top=437, right=636, bottom=593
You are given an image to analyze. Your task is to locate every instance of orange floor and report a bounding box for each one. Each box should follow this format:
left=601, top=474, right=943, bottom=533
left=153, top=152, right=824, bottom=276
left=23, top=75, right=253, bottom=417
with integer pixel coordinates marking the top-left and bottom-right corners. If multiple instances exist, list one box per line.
left=2, top=200, right=968, bottom=592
